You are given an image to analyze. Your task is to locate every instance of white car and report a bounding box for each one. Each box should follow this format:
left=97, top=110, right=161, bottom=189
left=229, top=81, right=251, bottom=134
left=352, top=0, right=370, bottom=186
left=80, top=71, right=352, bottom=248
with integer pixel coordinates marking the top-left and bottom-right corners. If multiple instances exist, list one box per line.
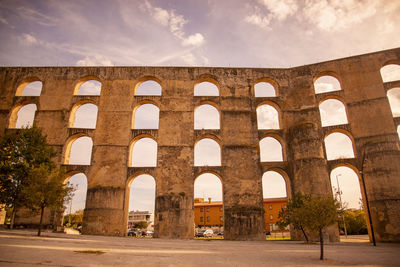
left=196, top=229, right=214, bottom=237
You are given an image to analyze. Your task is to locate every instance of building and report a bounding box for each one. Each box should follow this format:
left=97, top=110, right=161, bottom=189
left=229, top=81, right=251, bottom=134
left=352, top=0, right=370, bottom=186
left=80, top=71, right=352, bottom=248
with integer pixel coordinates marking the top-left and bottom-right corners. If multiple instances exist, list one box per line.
left=194, top=197, right=288, bottom=233
left=128, top=210, right=154, bottom=230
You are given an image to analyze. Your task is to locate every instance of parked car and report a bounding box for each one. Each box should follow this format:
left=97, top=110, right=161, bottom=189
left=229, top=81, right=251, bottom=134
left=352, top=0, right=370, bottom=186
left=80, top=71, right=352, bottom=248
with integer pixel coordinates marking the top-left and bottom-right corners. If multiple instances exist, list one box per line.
left=128, top=228, right=140, bottom=237
left=141, top=230, right=154, bottom=237
left=195, top=229, right=214, bottom=237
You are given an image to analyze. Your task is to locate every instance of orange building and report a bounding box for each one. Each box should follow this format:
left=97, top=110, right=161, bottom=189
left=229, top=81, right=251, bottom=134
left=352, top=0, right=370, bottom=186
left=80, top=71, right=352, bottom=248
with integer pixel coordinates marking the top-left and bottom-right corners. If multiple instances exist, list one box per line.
left=194, top=197, right=288, bottom=233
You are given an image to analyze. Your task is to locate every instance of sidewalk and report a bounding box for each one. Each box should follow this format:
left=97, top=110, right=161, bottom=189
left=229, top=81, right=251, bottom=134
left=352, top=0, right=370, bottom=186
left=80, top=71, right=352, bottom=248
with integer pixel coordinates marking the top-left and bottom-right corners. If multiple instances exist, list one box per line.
left=0, top=229, right=399, bottom=266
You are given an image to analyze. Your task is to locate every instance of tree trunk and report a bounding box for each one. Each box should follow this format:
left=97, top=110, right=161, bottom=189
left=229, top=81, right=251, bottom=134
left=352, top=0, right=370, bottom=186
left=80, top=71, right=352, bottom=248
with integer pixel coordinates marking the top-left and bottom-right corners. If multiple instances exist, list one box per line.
left=319, top=228, right=324, bottom=260
left=38, top=206, right=44, bottom=236
left=10, top=208, right=16, bottom=230
left=300, top=225, right=309, bottom=242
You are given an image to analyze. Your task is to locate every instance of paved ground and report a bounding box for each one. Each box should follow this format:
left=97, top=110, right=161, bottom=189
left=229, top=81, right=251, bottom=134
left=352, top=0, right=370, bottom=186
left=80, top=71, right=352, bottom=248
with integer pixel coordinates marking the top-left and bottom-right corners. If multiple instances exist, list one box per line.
left=0, top=229, right=399, bottom=266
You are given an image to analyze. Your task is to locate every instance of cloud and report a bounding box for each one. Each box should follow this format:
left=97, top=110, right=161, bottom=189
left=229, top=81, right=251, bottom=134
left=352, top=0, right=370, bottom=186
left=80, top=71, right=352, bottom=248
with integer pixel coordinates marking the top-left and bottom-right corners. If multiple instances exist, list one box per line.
left=244, top=13, right=271, bottom=29
left=303, top=0, right=379, bottom=31
left=141, top=0, right=205, bottom=47
left=16, top=6, right=57, bottom=26
left=258, top=0, right=298, bottom=21
left=76, top=55, right=114, bottom=66
left=20, top=33, right=38, bottom=45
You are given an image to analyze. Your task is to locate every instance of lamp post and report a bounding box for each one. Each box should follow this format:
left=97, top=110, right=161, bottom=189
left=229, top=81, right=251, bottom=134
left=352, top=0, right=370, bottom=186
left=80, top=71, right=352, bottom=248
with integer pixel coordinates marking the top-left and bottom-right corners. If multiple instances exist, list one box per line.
left=336, top=174, right=347, bottom=238
left=359, top=146, right=377, bottom=246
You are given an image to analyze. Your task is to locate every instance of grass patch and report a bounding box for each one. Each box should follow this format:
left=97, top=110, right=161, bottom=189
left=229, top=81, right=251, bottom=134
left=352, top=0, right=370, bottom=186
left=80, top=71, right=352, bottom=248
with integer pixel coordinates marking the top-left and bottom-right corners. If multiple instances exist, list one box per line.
left=74, top=250, right=105, bottom=255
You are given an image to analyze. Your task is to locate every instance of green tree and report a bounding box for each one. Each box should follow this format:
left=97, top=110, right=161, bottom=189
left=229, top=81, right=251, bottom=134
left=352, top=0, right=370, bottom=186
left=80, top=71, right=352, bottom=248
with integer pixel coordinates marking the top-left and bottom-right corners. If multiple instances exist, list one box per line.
left=22, top=165, right=74, bottom=236
left=277, top=193, right=309, bottom=242
left=63, top=209, right=84, bottom=227
left=133, top=221, right=148, bottom=229
left=339, top=209, right=367, bottom=235
left=301, top=194, right=340, bottom=260
left=278, top=193, right=339, bottom=260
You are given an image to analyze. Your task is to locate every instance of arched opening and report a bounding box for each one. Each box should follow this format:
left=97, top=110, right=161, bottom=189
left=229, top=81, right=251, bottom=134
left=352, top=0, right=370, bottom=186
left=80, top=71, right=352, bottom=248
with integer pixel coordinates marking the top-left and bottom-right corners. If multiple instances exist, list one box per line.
left=135, top=80, right=162, bottom=96
left=262, top=171, right=289, bottom=238
left=9, top=103, right=37, bottom=128
left=70, top=103, right=98, bottom=129
left=194, top=172, right=223, bottom=237
left=314, top=75, right=342, bottom=94
left=64, top=135, right=93, bottom=165
left=254, top=82, right=276, bottom=97
left=330, top=166, right=368, bottom=239
left=132, top=103, right=160, bottom=129
left=324, top=132, right=355, bottom=160
left=130, top=137, right=157, bottom=167
left=259, top=137, right=283, bottom=162
left=127, top=174, right=156, bottom=237
left=194, top=104, right=220, bottom=129
left=194, top=81, right=219, bottom=96
left=63, top=173, right=88, bottom=231
left=319, top=98, right=348, bottom=126
left=387, top=88, right=400, bottom=117
left=256, top=104, right=280, bottom=129
left=194, top=138, right=221, bottom=166
left=16, top=81, right=42, bottom=96
left=397, top=125, right=400, bottom=139
left=380, top=64, right=400, bottom=83
left=75, top=80, right=101, bottom=96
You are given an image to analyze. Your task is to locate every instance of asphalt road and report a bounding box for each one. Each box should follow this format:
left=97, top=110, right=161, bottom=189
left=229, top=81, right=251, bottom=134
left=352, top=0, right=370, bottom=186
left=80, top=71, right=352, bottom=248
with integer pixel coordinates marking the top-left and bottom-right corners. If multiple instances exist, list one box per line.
left=0, top=229, right=399, bottom=266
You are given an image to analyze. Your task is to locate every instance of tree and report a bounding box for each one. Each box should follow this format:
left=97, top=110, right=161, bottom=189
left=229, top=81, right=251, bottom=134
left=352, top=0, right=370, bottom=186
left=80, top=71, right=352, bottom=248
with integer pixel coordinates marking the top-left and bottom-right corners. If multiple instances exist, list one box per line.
left=63, top=209, right=84, bottom=227
left=0, top=127, right=57, bottom=229
left=277, top=193, right=309, bottom=242
left=22, top=164, right=74, bottom=236
left=339, top=209, right=367, bottom=235
left=133, top=221, right=148, bottom=229
left=0, top=126, right=72, bottom=235
left=278, top=193, right=339, bottom=260
left=301, top=194, right=340, bottom=260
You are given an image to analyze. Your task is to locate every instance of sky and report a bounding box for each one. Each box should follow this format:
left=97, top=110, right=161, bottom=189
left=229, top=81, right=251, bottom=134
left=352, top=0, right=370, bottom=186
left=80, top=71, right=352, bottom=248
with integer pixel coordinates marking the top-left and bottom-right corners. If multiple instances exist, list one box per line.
left=1, top=0, right=400, bottom=67
left=4, top=0, right=400, bottom=213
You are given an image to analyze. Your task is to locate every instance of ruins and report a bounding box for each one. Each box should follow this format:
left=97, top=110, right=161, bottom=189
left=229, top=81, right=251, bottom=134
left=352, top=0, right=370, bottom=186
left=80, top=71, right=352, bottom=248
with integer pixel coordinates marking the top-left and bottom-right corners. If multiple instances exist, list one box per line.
left=1, top=48, right=399, bottom=242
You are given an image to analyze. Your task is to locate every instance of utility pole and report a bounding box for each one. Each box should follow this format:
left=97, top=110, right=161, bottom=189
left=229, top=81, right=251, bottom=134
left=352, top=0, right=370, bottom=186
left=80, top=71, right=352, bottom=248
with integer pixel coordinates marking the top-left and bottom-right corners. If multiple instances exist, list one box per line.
left=336, top=174, right=347, bottom=238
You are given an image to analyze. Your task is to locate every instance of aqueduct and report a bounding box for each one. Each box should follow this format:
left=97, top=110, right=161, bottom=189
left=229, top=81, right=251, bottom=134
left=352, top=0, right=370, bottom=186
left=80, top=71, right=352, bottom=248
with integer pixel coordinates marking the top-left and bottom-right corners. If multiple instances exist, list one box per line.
left=1, top=48, right=400, bottom=242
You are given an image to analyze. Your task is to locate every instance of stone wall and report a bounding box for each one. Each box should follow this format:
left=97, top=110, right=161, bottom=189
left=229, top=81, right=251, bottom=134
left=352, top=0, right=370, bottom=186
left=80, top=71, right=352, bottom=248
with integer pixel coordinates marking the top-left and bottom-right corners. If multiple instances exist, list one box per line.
left=1, top=48, right=400, bottom=241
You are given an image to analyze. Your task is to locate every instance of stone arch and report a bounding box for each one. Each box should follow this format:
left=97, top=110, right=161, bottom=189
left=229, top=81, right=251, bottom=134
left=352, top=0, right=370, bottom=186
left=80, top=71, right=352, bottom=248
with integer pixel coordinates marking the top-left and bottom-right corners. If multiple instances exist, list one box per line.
left=194, top=77, right=220, bottom=96
left=15, top=77, right=42, bottom=96
left=194, top=136, right=221, bottom=166
left=132, top=101, right=160, bottom=129
left=8, top=103, right=37, bottom=128
left=324, top=130, right=356, bottom=160
left=254, top=78, right=278, bottom=97
left=256, top=101, right=281, bottom=129
left=313, top=72, right=342, bottom=94
left=129, top=135, right=158, bottom=167
left=63, top=134, right=93, bottom=165
left=194, top=172, right=224, bottom=230
left=329, top=164, right=370, bottom=238
left=73, top=76, right=102, bottom=96
left=194, top=102, right=220, bottom=129
left=68, top=101, right=98, bottom=128
left=259, top=135, right=284, bottom=162
left=386, top=87, right=400, bottom=117
left=319, top=97, right=349, bottom=126
left=380, top=63, right=400, bottom=83
left=262, top=170, right=289, bottom=198
left=63, top=172, right=88, bottom=223
left=125, top=172, right=156, bottom=233
left=134, top=76, right=162, bottom=96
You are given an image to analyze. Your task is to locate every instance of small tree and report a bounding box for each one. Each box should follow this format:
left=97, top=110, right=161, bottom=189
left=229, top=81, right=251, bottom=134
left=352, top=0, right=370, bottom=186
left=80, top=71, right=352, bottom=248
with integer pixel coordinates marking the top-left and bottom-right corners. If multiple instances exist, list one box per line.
left=277, top=193, right=309, bottom=242
left=0, top=127, right=57, bottom=229
left=22, top=165, right=74, bottom=236
left=301, top=194, right=340, bottom=260
left=133, top=221, right=148, bottom=229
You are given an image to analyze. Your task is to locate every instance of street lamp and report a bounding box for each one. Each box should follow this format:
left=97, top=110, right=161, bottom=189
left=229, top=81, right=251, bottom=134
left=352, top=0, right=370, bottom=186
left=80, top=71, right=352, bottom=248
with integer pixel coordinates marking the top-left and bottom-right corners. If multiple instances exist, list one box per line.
left=359, top=146, right=377, bottom=247
left=336, top=174, right=347, bottom=238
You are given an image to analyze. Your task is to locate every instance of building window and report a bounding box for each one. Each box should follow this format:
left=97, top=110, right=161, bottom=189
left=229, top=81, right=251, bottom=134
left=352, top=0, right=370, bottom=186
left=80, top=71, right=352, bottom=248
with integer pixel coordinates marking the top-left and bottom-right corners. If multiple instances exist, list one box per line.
left=269, top=214, right=273, bottom=220
left=219, top=207, right=223, bottom=212
left=200, top=217, right=203, bottom=222
left=200, top=207, right=203, bottom=212
left=220, top=216, right=223, bottom=221
left=206, top=208, right=210, bottom=212
left=269, top=205, right=272, bottom=210
left=207, top=216, right=210, bottom=222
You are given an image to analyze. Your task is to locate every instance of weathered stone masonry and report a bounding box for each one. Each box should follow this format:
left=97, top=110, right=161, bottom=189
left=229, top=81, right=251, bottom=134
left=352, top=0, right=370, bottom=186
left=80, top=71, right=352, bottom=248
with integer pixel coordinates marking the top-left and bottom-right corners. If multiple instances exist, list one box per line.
left=1, top=48, right=400, bottom=242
